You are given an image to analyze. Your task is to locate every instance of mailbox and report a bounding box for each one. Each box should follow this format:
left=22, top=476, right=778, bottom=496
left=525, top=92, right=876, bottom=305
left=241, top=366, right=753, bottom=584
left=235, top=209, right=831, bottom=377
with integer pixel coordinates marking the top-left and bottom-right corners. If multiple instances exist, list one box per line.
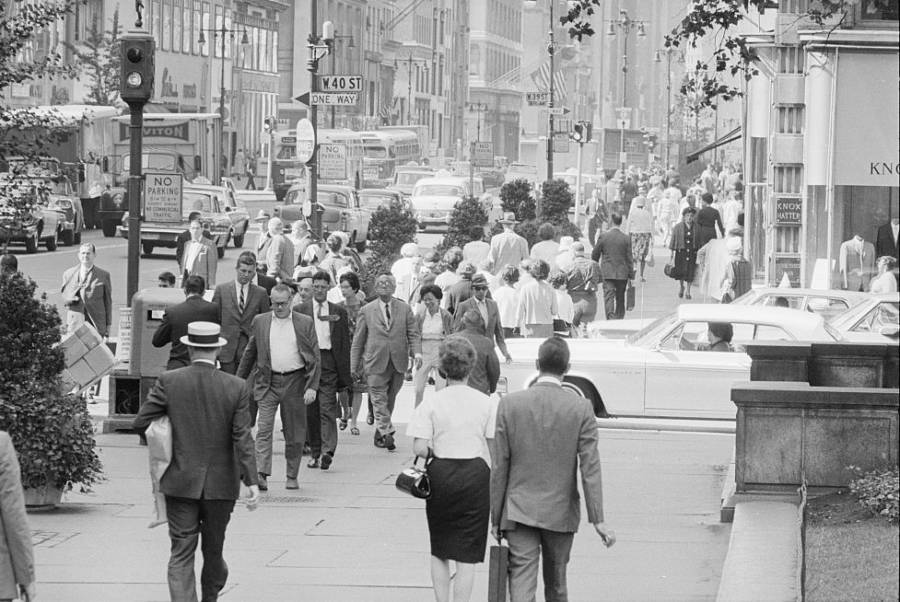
left=130, top=287, right=185, bottom=378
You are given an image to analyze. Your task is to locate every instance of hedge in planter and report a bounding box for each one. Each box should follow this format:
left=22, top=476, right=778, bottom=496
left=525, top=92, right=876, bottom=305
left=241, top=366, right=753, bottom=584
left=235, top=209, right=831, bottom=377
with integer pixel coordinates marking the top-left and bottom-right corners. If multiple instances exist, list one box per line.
left=0, top=271, right=102, bottom=495
left=361, top=203, right=419, bottom=297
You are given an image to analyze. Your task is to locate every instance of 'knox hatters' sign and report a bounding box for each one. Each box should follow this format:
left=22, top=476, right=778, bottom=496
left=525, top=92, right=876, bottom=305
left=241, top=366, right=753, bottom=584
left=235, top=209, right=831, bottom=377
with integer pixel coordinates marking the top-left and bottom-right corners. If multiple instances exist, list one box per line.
left=119, top=122, right=191, bottom=142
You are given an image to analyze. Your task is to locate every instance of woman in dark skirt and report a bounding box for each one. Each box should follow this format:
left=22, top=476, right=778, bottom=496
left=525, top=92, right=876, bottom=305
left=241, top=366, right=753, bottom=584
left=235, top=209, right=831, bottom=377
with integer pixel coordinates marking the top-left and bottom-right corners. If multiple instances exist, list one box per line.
left=407, top=336, right=497, bottom=602
left=669, top=207, right=700, bottom=299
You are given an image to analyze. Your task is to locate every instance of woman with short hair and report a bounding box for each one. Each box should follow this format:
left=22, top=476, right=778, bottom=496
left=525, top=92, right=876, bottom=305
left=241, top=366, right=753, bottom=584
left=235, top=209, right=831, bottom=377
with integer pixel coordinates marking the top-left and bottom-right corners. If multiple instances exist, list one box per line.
left=516, top=259, right=558, bottom=338
left=413, top=284, right=453, bottom=407
left=870, top=256, right=898, bottom=294
left=337, top=271, right=366, bottom=434
left=669, top=207, right=700, bottom=300
left=407, top=336, right=496, bottom=602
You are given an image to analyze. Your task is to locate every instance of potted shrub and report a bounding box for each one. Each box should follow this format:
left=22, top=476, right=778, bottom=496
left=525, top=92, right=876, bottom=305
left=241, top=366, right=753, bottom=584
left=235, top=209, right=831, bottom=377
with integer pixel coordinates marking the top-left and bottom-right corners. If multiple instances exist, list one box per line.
left=0, top=270, right=102, bottom=508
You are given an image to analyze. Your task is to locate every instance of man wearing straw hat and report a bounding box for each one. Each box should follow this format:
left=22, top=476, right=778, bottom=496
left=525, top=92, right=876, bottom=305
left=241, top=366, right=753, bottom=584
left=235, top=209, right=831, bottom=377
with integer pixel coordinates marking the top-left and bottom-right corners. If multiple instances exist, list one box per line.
left=488, top=212, right=528, bottom=276
left=133, top=321, right=260, bottom=602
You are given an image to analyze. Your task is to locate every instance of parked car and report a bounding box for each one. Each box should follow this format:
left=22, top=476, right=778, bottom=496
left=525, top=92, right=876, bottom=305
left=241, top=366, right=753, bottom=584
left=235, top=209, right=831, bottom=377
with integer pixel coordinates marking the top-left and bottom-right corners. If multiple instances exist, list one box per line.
left=387, top=166, right=434, bottom=198
left=410, top=177, right=470, bottom=231
left=275, top=183, right=370, bottom=252
left=358, top=188, right=412, bottom=213
left=0, top=175, right=64, bottom=252
left=43, top=177, right=85, bottom=246
left=828, top=292, right=899, bottom=343
left=118, top=184, right=250, bottom=258
left=500, top=304, right=843, bottom=420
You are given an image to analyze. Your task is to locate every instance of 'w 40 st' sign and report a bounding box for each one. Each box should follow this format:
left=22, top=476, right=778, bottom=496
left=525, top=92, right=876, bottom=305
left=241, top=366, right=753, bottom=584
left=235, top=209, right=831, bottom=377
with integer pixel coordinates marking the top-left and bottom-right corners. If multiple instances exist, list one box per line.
left=316, top=75, right=363, bottom=92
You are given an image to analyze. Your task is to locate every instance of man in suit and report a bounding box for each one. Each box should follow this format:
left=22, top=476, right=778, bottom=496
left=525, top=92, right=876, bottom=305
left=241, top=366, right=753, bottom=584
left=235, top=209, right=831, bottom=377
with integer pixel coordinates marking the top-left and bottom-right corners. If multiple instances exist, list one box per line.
left=454, top=309, right=501, bottom=395
left=350, top=273, right=422, bottom=451
left=60, top=243, right=113, bottom=337
left=488, top=212, right=529, bottom=275
left=294, top=270, right=351, bottom=470
left=174, top=211, right=213, bottom=268
left=212, top=254, right=271, bottom=374
left=152, top=275, right=220, bottom=370
left=132, top=321, right=260, bottom=602
left=453, top=273, right=512, bottom=363
left=262, top=217, right=295, bottom=282
left=491, top=337, right=615, bottom=601
left=237, top=284, right=320, bottom=491
left=591, top=213, right=634, bottom=320
left=181, top=219, right=218, bottom=288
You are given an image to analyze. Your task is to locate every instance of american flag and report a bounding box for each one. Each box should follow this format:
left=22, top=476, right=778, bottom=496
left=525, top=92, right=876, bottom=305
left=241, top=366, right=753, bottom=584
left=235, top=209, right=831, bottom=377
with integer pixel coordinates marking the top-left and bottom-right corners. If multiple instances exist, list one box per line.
left=530, top=62, right=567, bottom=101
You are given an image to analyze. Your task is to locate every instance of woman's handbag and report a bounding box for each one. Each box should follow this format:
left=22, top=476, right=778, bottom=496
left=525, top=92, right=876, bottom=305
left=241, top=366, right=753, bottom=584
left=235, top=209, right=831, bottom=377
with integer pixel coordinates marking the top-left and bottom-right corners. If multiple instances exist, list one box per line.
left=488, top=534, right=509, bottom=602
left=664, top=263, right=682, bottom=280
left=395, top=456, right=431, bottom=499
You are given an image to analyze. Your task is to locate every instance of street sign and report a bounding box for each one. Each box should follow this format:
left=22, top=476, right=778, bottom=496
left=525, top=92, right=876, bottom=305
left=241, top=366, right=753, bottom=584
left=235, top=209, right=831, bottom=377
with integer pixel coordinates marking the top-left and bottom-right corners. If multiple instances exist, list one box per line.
left=472, top=141, right=494, bottom=168
left=295, top=91, right=310, bottom=105
left=553, top=132, right=570, bottom=153
left=295, top=118, right=316, bottom=164
left=316, top=74, right=363, bottom=92
left=143, top=172, right=183, bottom=223
left=549, top=107, right=570, bottom=116
left=526, top=92, right=549, bottom=106
left=311, top=92, right=359, bottom=106
left=468, top=102, right=488, bottom=112
left=318, top=143, right=347, bottom=180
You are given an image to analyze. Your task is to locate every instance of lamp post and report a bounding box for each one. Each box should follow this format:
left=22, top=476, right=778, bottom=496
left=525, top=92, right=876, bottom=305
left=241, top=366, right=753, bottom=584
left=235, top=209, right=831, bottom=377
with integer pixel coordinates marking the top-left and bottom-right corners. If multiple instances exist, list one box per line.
left=329, top=30, right=355, bottom=128
left=198, top=23, right=249, bottom=183
left=606, top=9, right=646, bottom=179
left=396, top=54, right=430, bottom=126
left=307, top=17, right=335, bottom=239
left=654, top=47, right=679, bottom=168
left=547, top=0, right=555, bottom=187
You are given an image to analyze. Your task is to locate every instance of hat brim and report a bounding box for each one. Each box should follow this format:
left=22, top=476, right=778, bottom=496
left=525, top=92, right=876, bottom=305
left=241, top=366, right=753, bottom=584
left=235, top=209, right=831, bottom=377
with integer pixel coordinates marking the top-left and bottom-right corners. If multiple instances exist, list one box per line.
left=498, top=219, right=518, bottom=224
left=179, top=335, right=228, bottom=348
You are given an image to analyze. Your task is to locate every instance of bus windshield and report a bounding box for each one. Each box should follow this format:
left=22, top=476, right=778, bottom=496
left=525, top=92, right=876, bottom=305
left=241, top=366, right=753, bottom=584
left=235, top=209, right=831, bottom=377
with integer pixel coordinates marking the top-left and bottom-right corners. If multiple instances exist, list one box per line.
left=363, top=144, right=387, bottom=158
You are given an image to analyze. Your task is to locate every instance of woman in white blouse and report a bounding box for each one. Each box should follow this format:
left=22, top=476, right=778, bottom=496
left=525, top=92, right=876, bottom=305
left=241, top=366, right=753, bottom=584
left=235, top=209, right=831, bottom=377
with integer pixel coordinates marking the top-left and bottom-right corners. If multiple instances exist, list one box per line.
left=413, top=284, right=454, bottom=407
left=407, top=336, right=497, bottom=602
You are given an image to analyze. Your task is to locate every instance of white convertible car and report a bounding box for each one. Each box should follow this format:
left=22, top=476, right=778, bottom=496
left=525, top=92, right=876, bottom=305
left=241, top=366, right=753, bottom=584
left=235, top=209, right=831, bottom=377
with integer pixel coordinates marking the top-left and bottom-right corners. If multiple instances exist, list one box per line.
left=498, top=304, right=843, bottom=420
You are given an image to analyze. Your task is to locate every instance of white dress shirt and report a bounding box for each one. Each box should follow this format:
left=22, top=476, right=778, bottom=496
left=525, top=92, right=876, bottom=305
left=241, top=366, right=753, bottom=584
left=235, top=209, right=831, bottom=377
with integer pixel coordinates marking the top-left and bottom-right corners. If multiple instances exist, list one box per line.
left=269, top=315, right=303, bottom=372
left=474, top=297, right=489, bottom=328
left=183, top=239, right=203, bottom=272
left=492, top=285, right=520, bottom=328
left=421, top=309, right=444, bottom=339
left=314, top=301, right=332, bottom=350
left=407, top=385, right=498, bottom=464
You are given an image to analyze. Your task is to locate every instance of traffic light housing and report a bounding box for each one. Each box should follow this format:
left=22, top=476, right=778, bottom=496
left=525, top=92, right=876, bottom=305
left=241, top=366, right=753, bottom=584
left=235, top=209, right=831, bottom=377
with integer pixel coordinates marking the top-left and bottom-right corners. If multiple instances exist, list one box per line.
left=583, top=121, right=592, bottom=143
left=263, top=115, right=277, bottom=134
left=571, top=122, right=584, bottom=143
left=119, top=32, right=155, bottom=104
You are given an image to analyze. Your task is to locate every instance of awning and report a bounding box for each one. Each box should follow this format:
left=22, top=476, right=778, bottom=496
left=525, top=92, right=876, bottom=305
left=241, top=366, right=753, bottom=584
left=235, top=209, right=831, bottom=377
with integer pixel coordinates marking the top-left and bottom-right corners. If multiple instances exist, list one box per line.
left=686, top=126, right=742, bottom=164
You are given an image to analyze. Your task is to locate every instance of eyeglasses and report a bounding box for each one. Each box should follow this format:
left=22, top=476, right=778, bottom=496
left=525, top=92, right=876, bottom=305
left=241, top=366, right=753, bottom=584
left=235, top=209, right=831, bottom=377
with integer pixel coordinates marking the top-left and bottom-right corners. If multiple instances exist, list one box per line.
left=312, top=284, right=330, bottom=291
left=272, top=301, right=290, bottom=307
left=473, top=285, right=488, bottom=291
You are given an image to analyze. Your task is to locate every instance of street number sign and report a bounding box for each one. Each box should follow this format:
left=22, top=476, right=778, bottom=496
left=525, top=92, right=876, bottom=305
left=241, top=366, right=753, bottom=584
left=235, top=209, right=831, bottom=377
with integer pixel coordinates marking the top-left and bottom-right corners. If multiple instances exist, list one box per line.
left=311, top=92, right=359, bottom=106
left=526, top=92, right=549, bottom=106
left=316, top=75, right=363, bottom=92
left=295, top=118, right=316, bottom=164
left=144, top=172, right=183, bottom=223
left=318, top=143, right=347, bottom=180
left=472, top=141, right=494, bottom=168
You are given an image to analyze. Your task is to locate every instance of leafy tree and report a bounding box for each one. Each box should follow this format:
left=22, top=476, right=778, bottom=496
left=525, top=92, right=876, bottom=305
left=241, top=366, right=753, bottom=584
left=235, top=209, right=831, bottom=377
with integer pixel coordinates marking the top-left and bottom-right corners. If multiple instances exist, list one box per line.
left=65, top=6, right=122, bottom=106
left=438, top=195, right=489, bottom=253
left=362, top=203, right=418, bottom=296
left=562, top=0, right=858, bottom=110
left=499, top=179, right=536, bottom=222
left=539, top=179, right=572, bottom=225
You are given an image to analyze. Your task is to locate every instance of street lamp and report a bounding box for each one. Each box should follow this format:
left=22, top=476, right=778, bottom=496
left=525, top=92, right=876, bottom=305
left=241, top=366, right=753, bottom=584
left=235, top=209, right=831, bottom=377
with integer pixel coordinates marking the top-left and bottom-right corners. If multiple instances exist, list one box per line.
left=606, top=9, right=646, bottom=179
left=395, top=54, right=430, bottom=126
left=307, top=18, right=335, bottom=238
left=654, top=47, right=680, bottom=168
left=328, top=30, right=355, bottom=128
left=198, top=23, right=249, bottom=183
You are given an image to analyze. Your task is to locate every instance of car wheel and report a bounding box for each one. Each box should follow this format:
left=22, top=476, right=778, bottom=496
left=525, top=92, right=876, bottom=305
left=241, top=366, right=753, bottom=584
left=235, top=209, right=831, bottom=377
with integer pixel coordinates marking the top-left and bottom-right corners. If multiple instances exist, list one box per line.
left=101, top=219, right=118, bottom=237
left=74, top=231, right=82, bottom=245
left=232, top=229, right=245, bottom=248
left=217, top=245, right=225, bottom=259
left=562, top=376, right=609, bottom=418
left=355, top=238, right=367, bottom=253
left=45, top=231, right=58, bottom=251
left=141, top=242, right=155, bottom=256
left=24, top=232, right=38, bottom=254
left=61, top=229, right=74, bottom=246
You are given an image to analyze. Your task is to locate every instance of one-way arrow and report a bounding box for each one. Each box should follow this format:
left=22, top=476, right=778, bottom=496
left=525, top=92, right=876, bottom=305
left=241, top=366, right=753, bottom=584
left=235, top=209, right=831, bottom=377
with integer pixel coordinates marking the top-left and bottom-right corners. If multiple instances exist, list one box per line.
left=294, top=92, right=310, bottom=105
left=548, top=107, right=570, bottom=116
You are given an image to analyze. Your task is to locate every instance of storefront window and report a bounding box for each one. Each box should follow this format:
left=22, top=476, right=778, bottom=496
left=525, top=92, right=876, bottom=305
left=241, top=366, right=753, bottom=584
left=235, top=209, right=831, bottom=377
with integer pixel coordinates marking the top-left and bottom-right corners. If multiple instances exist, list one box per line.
left=162, top=0, right=172, bottom=52
left=860, top=0, right=900, bottom=22
left=173, top=0, right=182, bottom=55
left=201, top=3, right=210, bottom=57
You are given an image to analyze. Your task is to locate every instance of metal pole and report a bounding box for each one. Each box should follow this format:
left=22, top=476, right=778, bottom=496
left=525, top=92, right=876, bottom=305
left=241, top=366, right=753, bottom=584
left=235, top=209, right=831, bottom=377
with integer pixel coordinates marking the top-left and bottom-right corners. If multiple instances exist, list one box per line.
left=574, top=139, right=583, bottom=229
left=219, top=26, right=226, bottom=184
left=330, top=36, right=337, bottom=128
left=665, top=50, right=671, bottom=168
left=264, top=131, right=273, bottom=191
left=407, top=56, right=413, bottom=125
left=619, top=20, right=627, bottom=179
left=126, top=105, right=143, bottom=305
left=546, top=0, right=555, bottom=187
left=308, top=1, right=321, bottom=238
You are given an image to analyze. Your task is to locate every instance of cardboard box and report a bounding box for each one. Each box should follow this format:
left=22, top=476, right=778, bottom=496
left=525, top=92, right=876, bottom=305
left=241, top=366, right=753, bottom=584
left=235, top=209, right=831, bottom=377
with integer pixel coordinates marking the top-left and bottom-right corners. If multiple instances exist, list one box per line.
left=74, top=323, right=103, bottom=348
left=83, top=343, right=116, bottom=375
left=60, top=335, right=90, bottom=366
left=66, top=358, right=96, bottom=389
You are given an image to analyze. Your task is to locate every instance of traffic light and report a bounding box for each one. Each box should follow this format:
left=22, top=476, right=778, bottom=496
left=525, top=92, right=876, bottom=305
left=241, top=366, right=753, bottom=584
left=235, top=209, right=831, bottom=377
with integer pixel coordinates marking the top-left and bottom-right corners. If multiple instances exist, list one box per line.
left=583, top=121, right=592, bottom=143
left=641, top=128, right=652, bottom=148
left=571, top=122, right=585, bottom=143
left=647, top=134, right=658, bottom=152
left=263, top=115, right=277, bottom=134
left=119, top=32, right=155, bottom=104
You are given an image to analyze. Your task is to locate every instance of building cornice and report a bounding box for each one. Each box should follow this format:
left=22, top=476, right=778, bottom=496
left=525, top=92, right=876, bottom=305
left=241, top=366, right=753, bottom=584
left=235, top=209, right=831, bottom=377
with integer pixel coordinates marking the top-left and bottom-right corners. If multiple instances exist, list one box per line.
left=797, top=28, right=899, bottom=46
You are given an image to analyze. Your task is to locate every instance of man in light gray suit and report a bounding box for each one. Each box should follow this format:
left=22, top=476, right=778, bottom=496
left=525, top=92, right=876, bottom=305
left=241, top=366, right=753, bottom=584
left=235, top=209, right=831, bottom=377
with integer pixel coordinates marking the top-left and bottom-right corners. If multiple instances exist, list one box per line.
left=491, top=337, right=615, bottom=601
left=350, top=273, right=422, bottom=451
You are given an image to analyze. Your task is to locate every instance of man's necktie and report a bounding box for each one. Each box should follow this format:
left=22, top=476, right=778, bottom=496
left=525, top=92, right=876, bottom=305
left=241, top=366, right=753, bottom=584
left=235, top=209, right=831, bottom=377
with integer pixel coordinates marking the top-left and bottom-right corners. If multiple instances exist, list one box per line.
left=384, top=302, right=391, bottom=326
left=239, top=286, right=245, bottom=312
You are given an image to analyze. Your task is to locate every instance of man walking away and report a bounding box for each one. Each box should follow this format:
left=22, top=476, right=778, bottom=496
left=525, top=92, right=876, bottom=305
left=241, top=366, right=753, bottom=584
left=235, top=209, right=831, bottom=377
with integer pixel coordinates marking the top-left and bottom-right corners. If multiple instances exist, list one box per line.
left=591, top=214, right=634, bottom=320
left=488, top=213, right=529, bottom=276
left=491, top=337, right=615, bottom=601
left=152, top=275, right=219, bottom=370
left=133, top=321, right=260, bottom=602
left=237, top=285, right=320, bottom=491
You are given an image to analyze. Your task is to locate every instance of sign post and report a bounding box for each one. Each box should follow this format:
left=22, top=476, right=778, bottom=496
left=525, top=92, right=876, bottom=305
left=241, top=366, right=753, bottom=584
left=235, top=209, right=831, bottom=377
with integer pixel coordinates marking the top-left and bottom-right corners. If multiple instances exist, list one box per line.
left=143, top=172, right=183, bottom=222
left=295, top=118, right=316, bottom=164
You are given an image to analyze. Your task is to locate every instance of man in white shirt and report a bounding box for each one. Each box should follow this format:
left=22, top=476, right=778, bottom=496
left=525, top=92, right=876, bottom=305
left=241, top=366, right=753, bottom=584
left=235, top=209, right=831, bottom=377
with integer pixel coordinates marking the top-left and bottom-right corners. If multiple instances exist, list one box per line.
left=237, top=284, right=321, bottom=491
left=722, top=192, right=743, bottom=232
left=489, top=213, right=529, bottom=275
left=181, top=220, right=218, bottom=288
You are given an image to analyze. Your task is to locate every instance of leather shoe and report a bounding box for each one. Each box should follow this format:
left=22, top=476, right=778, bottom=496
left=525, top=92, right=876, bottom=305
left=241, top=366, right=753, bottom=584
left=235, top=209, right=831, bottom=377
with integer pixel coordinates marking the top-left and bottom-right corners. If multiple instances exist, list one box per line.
left=320, top=454, right=333, bottom=470
left=374, top=434, right=386, bottom=448
left=285, top=477, right=299, bottom=490
left=366, top=412, right=375, bottom=425
left=258, top=474, right=268, bottom=491
left=383, top=433, right=396, bottom=451
left=307, top=457, right=320, bottom=468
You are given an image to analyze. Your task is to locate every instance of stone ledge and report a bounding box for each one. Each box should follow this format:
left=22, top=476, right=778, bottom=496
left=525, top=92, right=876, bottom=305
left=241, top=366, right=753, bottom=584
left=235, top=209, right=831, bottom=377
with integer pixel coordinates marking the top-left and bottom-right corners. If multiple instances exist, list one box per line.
left=732, top=382, right=899, bottom=409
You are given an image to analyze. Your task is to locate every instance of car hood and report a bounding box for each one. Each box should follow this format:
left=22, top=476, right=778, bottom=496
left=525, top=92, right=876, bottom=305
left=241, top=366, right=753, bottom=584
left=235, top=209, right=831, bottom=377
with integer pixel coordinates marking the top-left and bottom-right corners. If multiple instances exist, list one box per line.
left=586, top=318, right=652, bottom=339
left=411, top=195, right=462, bottom=211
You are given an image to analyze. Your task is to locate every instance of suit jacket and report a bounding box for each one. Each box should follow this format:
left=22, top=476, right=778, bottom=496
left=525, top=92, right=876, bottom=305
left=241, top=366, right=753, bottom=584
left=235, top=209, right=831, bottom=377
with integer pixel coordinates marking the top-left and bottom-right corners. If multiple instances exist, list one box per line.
left=294, top=300, right=352, bottom=389
left=181, top=238, right=218, bottom=288
left=490, top=381, right=604, bottom=533
left=236, top=312, right=321, bottom=397
left=211, top=281, right=271, bottom=365
left=489, top=230, right=529, bottom=275
left=839, top=238, right=876, bottom=291
left=455, top=329, right=500, bottom=395
left=591, top=227, right=634, bottom=281
left=875, top=223, right=899, bottom=262
left=0, top=432, right=34, bottom=599
left=61, top=264, right=113, bottom=336
left=132, top=363, right=257, bottom=500
left=256, top=273, right=277, bottom=295
left=452, top=297, right=509, bottom=358
left=175, top=229, right=213, bottom=269
left=152, top=295, right=220, bottom=370
left=266, top=234, right=295, bottom=281
left=350, top=298, right=422, bottom=377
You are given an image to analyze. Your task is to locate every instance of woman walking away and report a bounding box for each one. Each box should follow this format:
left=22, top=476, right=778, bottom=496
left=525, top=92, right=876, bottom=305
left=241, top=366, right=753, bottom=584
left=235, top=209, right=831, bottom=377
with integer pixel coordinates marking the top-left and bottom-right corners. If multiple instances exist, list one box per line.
left=407, top=336, right=497, bottom=602
left=413, top=284, right=453, bottom=407
left=517, top=259, right=557, bottom=338
left=670, top=207, right=700, bottom=299
left=627, top=196, right=654, bottom=282
left=696, top=192, right=725, bottom=248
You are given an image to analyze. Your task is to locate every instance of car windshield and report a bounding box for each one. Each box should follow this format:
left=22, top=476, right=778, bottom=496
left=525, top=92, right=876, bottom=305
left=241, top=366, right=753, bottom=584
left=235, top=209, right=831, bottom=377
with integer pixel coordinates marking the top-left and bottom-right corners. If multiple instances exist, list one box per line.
left=396, top=172, right=427, bottom=186
left=360, top=193, right=392, bottom=208
left=182, top=191, right=214, bottom=214
left=414, top=184, right=464, bottom=197
left=318, top=191, right=349, bottom=208
left=626, top=312, right=679, bottom=347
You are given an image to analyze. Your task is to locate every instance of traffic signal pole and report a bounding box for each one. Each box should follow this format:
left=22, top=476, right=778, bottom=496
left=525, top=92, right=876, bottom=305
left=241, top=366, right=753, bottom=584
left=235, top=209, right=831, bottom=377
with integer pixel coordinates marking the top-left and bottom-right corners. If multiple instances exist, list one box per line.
left=574, top=139, right=583, bottom=228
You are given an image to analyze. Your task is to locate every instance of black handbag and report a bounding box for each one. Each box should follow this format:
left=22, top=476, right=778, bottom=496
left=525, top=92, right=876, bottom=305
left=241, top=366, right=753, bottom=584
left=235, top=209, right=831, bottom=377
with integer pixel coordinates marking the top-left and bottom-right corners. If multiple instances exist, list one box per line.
left=664, top=263, right=682, bottom=280
left=395, top=456, right=431, bottom=499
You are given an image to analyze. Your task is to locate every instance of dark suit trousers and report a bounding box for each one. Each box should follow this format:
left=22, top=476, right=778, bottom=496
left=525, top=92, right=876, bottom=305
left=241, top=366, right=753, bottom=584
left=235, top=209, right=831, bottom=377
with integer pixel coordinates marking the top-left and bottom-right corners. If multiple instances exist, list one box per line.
left=306, top=350, right=340, bottom=458
left=255, top=371, right=307, bottom=479
left=602, top=279, right=627, bottom=320
left=165, top=496, right=235, bottom=602
left=367, top=364, right=404, bottom=437
left=505, top=523, right=575, bottom=602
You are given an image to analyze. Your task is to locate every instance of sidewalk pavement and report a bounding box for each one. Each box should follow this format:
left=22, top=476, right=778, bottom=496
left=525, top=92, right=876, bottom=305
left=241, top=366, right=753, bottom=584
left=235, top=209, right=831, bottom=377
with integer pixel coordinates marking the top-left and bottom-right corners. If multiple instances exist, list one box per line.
left=33, top=380, right=733, bottom=602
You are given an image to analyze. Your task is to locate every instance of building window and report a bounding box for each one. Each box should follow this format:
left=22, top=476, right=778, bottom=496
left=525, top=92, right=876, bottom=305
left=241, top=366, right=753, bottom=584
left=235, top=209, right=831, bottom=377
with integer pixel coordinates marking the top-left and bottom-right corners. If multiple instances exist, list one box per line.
left=773, top=165, right=803, bottom=194
left=214, top=6, right=223, bottom=58
left=271, top=30, right=279, bottom=73
left=162, top=0, right=172, bottom=52
left=193, top=1, right=201, bottom=56
left=776, top=106, right=805, bottom=134
left=859, top=0, right=899, bottom=22
left=152, top=0, right=162, bottom=48
left=201, top=2, right=210, bottom=57
left=173, top=0, right=183, bottom=54
left=776, top=46, right=805, bottom=74
left=182, top=1, right=192, bottom=53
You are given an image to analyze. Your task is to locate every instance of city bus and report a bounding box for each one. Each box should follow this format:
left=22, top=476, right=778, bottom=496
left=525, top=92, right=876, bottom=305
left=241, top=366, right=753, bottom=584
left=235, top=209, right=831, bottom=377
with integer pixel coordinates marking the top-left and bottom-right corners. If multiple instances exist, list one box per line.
left=359, top=129, right=421, bottom=187
left=271, top=128, right=366, bottom=201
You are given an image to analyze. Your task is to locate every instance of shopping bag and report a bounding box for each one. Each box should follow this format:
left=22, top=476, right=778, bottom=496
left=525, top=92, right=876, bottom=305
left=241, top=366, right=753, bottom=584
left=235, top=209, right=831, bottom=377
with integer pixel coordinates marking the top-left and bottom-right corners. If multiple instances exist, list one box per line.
left=626, top=281, right=636, bottom=311
left=145, top=415, right=173, bottom=528
left=488, top=536, right=509, bottom=602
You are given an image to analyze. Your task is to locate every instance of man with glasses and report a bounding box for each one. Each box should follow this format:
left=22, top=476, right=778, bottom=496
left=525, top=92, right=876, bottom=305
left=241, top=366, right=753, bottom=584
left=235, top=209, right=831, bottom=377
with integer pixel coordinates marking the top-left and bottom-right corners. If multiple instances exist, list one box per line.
left=237, top=284, right=320, bottom=491
left=452, top=273, right=512, bottom=364
left=294, top=271, right=351, bottom=470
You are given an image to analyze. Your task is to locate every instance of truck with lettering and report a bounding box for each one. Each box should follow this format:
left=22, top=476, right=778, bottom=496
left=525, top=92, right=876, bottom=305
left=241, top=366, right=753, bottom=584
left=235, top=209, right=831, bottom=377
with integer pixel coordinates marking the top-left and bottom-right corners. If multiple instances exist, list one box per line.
left=98, top=113, right=219, bottom=237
